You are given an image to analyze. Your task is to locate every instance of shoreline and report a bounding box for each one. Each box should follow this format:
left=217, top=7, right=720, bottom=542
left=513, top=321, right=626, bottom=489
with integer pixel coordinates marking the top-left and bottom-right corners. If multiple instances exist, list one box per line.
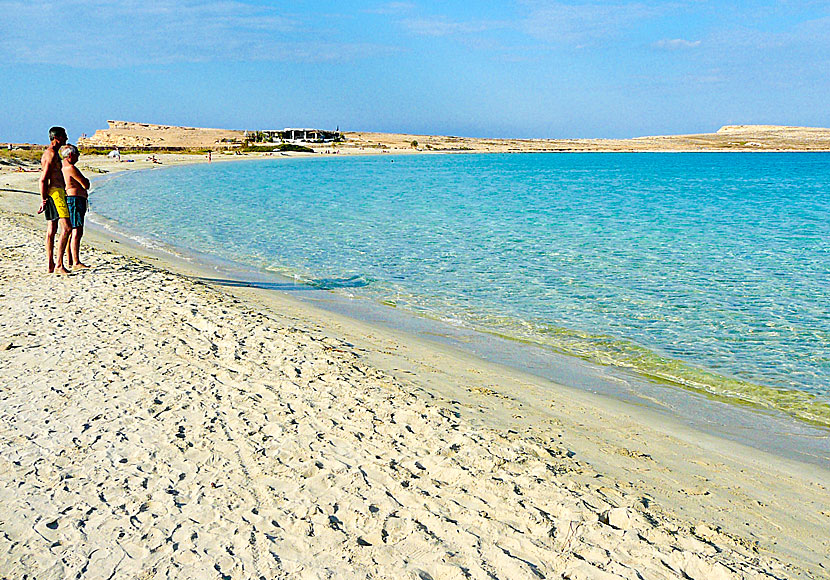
left=6, top=152, right=830, bottom=450
left=88, top=153, right=830, bottom=442
left=84, top=184, right=830, bottom=469
left=1, top=154, right=829, bottom=577
left=8, top=152, right=830, bottom=459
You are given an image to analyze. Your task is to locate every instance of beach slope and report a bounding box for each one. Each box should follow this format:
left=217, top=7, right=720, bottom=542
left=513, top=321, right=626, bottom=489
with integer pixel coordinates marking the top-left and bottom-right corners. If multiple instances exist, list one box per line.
left=0, top=165, right=828, bottom=579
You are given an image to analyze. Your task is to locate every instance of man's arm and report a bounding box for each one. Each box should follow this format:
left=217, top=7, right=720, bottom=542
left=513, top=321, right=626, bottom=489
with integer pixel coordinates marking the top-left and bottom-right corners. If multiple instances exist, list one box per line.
left=37, top=149, right=54, bottom=213
left=69, top=166, right=90, bottom=190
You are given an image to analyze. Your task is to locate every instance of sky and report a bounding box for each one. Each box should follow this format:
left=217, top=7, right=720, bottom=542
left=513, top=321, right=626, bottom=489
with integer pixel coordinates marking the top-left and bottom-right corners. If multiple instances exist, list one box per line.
left=1, top=0, right=829, bottom=143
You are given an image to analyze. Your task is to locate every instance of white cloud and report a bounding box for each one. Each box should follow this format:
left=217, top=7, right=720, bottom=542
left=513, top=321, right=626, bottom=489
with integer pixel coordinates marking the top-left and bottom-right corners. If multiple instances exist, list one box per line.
left=519, top=1, right=665, bottom=44
left=0, top=0, right=392, bottom=67
left=401, top=16, right=507, bottom=37
left=365, top=2, right=416, bottom=16
left=653, top=38, right=702, bottom=49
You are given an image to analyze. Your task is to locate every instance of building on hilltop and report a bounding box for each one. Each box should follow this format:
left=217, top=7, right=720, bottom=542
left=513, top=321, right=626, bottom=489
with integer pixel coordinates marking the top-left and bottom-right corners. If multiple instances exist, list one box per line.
left=244, top=128, right=343, bottom=144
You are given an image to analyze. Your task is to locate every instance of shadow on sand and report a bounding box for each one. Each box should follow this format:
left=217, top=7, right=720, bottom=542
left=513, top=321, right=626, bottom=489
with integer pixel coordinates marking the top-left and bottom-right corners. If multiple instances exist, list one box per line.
left=0, top=188, right=39, bottom=195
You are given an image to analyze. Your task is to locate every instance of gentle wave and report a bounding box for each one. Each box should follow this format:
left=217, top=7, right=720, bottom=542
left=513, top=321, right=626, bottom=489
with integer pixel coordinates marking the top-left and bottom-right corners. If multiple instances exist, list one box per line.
left=493, top=317, right=830, bottom=427
left=324, top=281, right=830, bottom=427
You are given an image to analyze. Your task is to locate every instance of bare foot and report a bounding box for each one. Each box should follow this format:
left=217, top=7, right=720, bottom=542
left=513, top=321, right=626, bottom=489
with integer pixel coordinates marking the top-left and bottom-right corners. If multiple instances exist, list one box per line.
left=72, top=263, right=90, bottom=270
left=47, top=264, right=55, bottom=273
left=54, top=265, right=71, bottom=275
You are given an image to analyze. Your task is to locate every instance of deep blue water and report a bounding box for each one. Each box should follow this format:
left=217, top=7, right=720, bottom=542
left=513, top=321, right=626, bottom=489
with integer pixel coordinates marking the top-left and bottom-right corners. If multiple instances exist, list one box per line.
left=91, top=153, right=830, bottom=424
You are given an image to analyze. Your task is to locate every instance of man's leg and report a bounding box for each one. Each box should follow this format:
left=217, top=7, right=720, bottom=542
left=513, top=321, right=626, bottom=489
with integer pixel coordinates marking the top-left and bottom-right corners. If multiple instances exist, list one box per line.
left=70, top=227, right=89, bottom=269
left=65, top=197, right=75, bottom=267
left=55, top=218, right=71, bottom=274
left=45, top=220, right=57, bottom=273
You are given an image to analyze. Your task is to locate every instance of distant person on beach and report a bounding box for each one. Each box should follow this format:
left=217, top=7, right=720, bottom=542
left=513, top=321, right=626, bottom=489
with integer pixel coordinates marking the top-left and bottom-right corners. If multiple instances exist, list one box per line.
left=37, top=126, right=70, bottom=274
left=60, top=144, right=91, bottom=269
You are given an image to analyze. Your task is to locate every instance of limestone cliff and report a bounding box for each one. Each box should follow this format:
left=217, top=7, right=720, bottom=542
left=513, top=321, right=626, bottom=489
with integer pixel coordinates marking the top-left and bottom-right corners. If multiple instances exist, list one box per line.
left=78, top=121, right=245, bottom=149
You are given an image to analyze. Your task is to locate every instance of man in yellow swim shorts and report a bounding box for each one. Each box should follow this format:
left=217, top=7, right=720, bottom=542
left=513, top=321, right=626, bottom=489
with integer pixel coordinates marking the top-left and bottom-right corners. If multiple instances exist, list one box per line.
left=37, top=126, right=71, bottom=274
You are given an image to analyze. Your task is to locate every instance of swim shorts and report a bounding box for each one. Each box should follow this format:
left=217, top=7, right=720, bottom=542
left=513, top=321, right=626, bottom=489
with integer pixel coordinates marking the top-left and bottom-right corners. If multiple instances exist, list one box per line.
left=66, top=196, right=87, bottom=229
left=43, top=187, right=69, bottom=221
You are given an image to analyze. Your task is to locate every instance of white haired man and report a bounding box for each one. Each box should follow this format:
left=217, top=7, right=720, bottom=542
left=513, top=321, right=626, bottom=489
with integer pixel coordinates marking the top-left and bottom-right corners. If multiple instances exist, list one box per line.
left=60, top=144, right=91, bottom=269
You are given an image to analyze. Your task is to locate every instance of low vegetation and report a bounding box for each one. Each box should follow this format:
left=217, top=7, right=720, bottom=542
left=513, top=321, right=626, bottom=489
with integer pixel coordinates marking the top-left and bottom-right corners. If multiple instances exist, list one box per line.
left=0, top=148, right=42, bottom=164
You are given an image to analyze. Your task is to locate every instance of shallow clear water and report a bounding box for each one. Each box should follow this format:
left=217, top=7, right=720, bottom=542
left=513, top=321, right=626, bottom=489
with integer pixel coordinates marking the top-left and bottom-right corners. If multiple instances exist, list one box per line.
left=91, top=153, right=830, bottom=424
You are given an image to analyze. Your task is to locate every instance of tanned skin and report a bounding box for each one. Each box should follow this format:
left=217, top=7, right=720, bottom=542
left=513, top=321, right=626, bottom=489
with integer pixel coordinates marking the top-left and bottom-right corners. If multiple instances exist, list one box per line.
left=61, top=150, right=91, bottom=269
left=37, top=130, right=70, bottom=273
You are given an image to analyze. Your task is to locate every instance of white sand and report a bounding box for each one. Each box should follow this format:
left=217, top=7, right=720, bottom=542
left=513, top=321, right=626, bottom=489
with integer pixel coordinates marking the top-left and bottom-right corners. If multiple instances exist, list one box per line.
left=0, top=159, right=828, bottom=579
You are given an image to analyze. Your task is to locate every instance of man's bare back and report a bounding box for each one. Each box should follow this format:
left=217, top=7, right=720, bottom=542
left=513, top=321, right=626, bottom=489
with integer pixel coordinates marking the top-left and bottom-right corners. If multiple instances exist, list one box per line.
left=38, top=126, right=69, bottom=274
left=41, top=145, right=65, bottom=191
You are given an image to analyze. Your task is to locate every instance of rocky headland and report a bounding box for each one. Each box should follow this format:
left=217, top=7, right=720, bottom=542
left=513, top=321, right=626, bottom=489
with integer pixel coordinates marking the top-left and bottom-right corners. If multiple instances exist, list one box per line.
left=76, top=121, right=830, bottom=152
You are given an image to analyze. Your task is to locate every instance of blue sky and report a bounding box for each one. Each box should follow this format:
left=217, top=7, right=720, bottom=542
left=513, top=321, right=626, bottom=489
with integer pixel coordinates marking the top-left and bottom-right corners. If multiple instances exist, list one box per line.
left=1, top=1, right=829, bottom=142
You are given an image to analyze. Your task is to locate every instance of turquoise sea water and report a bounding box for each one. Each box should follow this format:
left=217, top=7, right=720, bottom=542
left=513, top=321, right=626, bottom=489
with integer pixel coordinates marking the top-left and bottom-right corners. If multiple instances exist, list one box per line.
left=91, top=153, right=830, bottom=425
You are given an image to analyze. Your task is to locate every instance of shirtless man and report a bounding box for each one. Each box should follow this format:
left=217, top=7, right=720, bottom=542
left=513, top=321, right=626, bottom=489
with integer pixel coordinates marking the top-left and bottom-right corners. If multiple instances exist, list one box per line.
left=37, top=126, right=70, bottom=273
left=60, top=144, right=91, bottom=269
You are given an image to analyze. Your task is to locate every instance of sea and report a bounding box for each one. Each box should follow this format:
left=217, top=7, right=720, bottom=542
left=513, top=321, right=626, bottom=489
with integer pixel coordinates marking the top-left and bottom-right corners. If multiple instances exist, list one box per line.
left=89, top=152, right=830, bottom=441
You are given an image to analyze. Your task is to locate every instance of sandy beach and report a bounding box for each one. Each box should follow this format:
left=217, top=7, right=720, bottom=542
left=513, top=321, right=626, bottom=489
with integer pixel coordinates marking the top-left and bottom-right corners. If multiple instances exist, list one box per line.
left=1, top=156, right=829, bottom=579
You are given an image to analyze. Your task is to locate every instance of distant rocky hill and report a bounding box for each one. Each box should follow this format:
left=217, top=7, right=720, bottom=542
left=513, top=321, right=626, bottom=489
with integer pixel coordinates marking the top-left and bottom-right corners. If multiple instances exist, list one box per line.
left=349, top=125, right=830, bottom=152
left=77, top=121, right=830, bottom=152
left=78, top=121, right=245, bottom=149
